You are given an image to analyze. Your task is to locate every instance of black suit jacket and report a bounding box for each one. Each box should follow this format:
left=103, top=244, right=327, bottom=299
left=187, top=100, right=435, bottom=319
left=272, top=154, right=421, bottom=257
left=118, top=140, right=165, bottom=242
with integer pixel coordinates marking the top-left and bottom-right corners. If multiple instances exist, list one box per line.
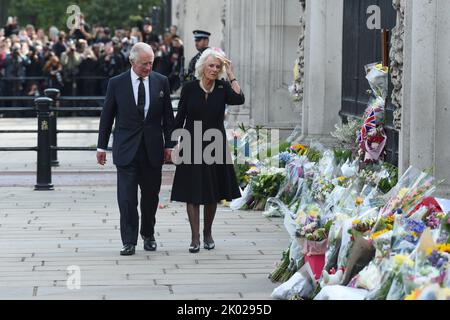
left=97, top=70, right=176, bottom=167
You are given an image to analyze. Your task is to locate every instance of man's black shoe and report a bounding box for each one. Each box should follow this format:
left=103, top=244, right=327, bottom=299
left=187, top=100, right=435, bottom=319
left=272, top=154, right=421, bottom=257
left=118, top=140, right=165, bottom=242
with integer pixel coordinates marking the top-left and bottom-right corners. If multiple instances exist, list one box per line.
left=143, top=237, right=157, bottom=251
left=120, top=244, right=135, bottom=256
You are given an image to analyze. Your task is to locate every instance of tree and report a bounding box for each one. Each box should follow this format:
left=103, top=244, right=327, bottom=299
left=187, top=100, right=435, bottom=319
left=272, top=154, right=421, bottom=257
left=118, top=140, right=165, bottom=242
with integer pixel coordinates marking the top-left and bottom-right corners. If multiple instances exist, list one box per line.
left=8, top=0, right=162, bottom=31
left=0, top=0, right=12, bottom=26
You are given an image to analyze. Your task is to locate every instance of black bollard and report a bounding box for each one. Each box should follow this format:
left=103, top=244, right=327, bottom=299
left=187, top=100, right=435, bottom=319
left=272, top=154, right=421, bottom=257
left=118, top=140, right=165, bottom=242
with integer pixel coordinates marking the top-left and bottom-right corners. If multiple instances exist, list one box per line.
left=44, top=88, right=60, bottom=167
left=35, top=97, right=54, bottom=191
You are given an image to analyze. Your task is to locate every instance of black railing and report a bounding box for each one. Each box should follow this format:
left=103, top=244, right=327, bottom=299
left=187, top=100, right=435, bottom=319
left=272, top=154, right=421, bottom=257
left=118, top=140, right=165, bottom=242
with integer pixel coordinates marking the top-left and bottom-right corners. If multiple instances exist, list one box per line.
left=0, top=89, right=180, bottom=190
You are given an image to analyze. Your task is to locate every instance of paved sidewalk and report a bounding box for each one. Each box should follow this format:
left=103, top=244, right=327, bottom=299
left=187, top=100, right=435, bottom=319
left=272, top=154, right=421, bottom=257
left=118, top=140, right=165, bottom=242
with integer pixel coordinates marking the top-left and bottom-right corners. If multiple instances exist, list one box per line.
left=0, top=118, right=290, bottom=300
left=0, top=186, right=289, bottom=300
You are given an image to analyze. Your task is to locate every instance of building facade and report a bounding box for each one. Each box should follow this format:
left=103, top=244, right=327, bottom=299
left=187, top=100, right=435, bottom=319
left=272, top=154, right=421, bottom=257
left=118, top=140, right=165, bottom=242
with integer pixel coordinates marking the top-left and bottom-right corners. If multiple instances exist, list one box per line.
left=172, top=0, right=302, bottom=139
left=173, top=0, right=450, bottom=197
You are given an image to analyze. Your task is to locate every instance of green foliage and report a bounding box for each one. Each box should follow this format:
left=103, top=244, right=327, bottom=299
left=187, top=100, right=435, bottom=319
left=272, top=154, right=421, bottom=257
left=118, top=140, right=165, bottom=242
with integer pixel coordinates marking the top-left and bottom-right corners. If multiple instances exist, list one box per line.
left=9, top=0, right=161, bottom=31
left=251, top=172, right=285, bottom=202
left=333, top=148, right=353, bottom=165
left=303, top=147, right=322, bottom=163
left=233, top=163, right=250, bottom=188
left=269, top=248, right=290, bottom=283
left=257, top=141, right=291, bottom=160
left=378, top=162, right=398, bottom=194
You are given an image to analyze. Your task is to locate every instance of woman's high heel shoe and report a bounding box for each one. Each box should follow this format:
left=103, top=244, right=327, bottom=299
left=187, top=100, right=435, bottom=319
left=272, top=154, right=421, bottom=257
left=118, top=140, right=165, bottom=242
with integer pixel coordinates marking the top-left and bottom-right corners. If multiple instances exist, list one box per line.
left=189, top=244, right=200, bottom=253
left=204, top=242, right=215, bottom=250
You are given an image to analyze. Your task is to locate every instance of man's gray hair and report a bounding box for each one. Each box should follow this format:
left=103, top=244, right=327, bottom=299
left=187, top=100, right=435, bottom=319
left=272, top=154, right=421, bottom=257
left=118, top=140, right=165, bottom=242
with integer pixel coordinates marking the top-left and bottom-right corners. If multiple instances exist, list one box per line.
left=129, top=42, right=154, bottom=63
left=195, top=48, right=228, bottom=80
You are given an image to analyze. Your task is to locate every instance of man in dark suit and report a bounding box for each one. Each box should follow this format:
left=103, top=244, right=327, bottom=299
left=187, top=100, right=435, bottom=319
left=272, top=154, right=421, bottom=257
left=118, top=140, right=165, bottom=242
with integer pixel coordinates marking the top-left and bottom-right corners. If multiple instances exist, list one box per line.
left=97, top=42, right=175, bottom=256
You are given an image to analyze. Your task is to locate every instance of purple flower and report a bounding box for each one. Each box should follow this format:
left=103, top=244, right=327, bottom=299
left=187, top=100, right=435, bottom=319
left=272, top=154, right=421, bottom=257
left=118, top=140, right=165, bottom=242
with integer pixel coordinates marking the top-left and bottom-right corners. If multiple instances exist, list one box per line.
left=278, top=152, right=293, bottom=164
left=427, top=250, right=448, bottom=268
left=406, top=219, right=425, bottom=234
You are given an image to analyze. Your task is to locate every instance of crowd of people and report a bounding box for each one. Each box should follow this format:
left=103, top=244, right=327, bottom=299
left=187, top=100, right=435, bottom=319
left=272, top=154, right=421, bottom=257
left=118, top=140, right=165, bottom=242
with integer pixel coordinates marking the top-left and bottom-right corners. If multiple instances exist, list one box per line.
left=0, top=15, right=185, bottom=98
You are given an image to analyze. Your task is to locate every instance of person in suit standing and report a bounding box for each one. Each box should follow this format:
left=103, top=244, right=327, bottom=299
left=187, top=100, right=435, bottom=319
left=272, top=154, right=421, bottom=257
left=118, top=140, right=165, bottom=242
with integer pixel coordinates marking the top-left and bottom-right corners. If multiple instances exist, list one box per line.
left=97, top=42, right=175, bottom=256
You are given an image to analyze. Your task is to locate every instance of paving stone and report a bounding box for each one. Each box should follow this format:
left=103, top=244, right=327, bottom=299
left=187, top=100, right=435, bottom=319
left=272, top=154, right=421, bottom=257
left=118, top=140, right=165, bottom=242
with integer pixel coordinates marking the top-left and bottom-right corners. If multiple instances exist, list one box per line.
left=0, top=134, right=290, bottom=299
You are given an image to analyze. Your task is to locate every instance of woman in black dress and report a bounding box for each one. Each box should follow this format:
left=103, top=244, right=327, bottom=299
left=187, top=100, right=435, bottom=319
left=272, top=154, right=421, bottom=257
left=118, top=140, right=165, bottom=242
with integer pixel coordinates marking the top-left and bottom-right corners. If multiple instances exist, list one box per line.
left=170, top=48, right=245, bottom=253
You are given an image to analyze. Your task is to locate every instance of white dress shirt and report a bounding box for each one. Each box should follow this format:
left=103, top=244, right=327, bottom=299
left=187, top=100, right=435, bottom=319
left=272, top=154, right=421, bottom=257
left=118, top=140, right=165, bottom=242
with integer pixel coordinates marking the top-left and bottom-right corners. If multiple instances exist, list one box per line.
left=130, top=68, right=150, bottom=118
left=97, top=69, right=151, bottom=153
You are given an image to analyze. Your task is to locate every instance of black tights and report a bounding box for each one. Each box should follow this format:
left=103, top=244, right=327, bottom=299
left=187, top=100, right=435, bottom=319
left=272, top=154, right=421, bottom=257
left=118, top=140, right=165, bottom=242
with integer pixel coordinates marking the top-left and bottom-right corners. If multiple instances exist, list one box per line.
left=186, top=203, right=217, bottom=245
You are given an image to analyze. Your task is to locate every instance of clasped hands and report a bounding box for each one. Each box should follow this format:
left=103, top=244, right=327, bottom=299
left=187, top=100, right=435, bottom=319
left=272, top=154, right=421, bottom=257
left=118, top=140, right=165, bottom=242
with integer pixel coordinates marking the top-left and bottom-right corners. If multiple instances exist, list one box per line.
left=97, top=148, right=174, bottom=165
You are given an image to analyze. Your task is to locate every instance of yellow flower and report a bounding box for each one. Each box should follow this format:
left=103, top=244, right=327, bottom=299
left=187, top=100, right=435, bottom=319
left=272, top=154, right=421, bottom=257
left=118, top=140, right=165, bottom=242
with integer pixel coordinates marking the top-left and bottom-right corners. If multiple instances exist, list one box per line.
left=375, top=63, right=389, bottom=73
left=435, top=244, right=450, bottom=253
left=291, top=144, right=306, bottom=153
left=295, top=210, right=306, bottom=225
left=397, top=188, right=410, bottom=199
left=352, top=220, right=361, bottom=225
left=393, top=254, right=414, bottom=270
left=437, top=288, right=450, bottom=300
left=309, top=208, right=319, bottom=218
left=355, top=197, right=364, bottom=206
left=370, top=229, right=389, bottom=240
left=436, top=212, right=446, bottom=219
left=337, top=176, right=347, bottom=182
left=404, top=289, right=421, bottom=300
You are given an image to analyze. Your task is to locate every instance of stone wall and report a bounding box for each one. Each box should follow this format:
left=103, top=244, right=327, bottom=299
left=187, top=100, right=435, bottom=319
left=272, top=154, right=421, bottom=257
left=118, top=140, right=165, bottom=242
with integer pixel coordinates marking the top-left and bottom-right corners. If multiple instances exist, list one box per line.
left=400, top=0, right=450, bottom=197
left=299, top=0, right=343, bottom=147
left=172, top=0, right=226, bottom=62
left=173, top=0, right=303, bottom=139
left=390, top=0, right=406, bottom=131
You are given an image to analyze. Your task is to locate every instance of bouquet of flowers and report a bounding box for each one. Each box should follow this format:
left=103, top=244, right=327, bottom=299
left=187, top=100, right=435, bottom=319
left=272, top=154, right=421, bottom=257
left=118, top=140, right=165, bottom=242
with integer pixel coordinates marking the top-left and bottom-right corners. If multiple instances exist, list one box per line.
left=249, top=167, right=286, bottom=210
left=385, top=253, right=415, bottom=300
left=380, top=166, right=437, bottom=217
left=391, top=216, right=426, bottom=253
left=365, top=62, right=389, bottom=100
left=364, top=258, right=396, bottom=300
left=400, top=242, right=449, bottom=298
left=439, top=212, right=450, bottom=244
left=278, top=156, right=310, bottom=206
left=357, top=63, right=389, bottom=162
left=310, top=176, right=335, bottom=204
left=408, top=197, right=446, bottom=231
left=337, top=207, right=379, bottom=272
left=323, top=213, right=350, bottom=273
left=233, top=163, right=251, bottom=189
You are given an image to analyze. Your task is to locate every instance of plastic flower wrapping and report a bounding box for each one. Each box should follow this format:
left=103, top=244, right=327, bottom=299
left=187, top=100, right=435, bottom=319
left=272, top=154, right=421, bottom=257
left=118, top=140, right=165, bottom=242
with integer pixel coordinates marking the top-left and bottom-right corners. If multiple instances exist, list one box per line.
left=233, top=138, right=450, bottom=300
left=356, top=63, right=389, bottom=163
left=380, top=166, right=438, bottom=218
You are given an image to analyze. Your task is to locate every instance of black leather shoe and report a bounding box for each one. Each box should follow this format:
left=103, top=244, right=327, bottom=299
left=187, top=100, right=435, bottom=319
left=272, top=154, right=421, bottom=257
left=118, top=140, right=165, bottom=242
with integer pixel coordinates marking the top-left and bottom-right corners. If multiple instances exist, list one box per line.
left=204, top=242, right=215, bottom=250
left=143, top=237, right=157, bottom=251
left=189, top=244, right=200, bottom=253
left=120, top=244, right=135, bottom=256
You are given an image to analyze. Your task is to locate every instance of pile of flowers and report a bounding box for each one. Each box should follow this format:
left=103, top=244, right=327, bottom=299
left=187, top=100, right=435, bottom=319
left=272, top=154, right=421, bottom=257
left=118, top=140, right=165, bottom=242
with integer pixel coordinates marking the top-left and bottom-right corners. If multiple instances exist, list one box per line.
left=265, top=152, right=449, bottom=300
left=226, top=100, right=449, bottom=300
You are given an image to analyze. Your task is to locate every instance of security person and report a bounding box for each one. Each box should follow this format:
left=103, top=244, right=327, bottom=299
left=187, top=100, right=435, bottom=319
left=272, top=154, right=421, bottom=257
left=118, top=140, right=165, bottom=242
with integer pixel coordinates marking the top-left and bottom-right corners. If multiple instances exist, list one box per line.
left=185, top=30, right=210, bottom=82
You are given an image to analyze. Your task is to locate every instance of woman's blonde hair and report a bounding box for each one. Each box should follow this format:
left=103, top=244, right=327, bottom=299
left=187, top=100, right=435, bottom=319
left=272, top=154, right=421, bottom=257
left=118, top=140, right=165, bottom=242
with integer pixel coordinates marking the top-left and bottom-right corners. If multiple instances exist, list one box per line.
left=195, top=47, right=228, bottom=80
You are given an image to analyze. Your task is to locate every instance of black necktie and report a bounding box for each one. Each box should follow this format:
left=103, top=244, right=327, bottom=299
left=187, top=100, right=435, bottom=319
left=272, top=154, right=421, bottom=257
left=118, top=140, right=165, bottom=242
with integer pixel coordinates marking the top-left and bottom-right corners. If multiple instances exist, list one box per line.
left=137, top=77, right=146, bottom=117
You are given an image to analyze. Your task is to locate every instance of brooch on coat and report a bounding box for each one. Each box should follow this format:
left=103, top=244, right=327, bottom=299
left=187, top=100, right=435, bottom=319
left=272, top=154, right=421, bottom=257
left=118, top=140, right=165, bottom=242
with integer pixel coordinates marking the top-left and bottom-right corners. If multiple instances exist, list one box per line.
left=159, top=91, right=164, bottom=98
left=218, top=85, right=224, bottom=89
